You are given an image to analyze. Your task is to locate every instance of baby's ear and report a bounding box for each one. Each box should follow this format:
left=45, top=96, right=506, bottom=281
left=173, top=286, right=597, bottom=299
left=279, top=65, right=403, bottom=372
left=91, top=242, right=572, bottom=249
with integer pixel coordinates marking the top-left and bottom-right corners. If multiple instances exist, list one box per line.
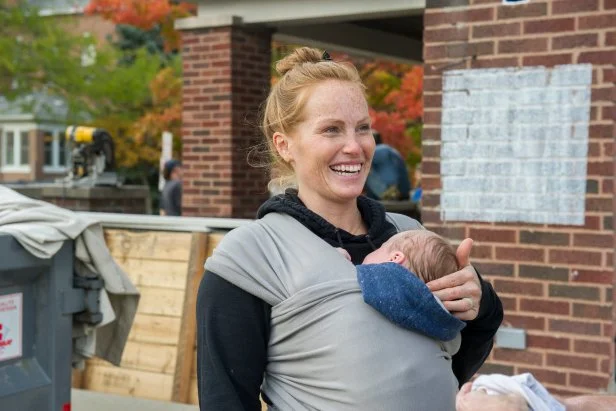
left=390, top=251, right=407, bottom=265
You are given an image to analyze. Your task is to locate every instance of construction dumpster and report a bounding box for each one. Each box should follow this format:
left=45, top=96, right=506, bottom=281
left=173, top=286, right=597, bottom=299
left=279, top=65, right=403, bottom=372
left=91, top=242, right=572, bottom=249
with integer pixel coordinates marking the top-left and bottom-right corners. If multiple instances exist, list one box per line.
left=0, top=234, right=101, bottom=411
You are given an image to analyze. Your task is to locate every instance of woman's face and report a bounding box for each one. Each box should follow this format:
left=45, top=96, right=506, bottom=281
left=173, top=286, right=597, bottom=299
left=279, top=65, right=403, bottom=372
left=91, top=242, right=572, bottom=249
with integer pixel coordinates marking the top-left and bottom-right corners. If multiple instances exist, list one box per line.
left=283, top=80, right=374, bottom=207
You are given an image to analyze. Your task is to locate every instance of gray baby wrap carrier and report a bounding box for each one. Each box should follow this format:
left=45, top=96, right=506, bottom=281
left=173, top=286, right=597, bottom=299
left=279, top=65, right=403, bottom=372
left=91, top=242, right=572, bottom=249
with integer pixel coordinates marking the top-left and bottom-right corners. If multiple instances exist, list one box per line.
left=205, top=212, right=458, bottom=410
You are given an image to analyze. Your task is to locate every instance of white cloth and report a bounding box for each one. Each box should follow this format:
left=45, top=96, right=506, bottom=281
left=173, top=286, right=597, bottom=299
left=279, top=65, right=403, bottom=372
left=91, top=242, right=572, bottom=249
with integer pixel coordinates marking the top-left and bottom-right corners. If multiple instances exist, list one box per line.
left=0, top=186, right=139, bottom=365
left=473, top=373, right=566, bottom=411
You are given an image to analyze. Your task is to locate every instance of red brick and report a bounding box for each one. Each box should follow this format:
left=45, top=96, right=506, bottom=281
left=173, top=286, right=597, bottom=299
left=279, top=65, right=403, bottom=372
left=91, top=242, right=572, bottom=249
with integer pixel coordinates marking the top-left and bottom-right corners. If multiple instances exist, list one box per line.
left=519, top=231, right=569, bottom=246
left=425, top=41, right=494, bottom=61
left=424, top=27, right=470, bottom=43
left=423, top=77, right=442, bottom=92
left=601, top=358, right=611, bottom=374
left=497, top=2, right=547, bottom=19
left=578, top=13, right=616, bottom=30
left=422, top=144, right=440, bottom=158
left=589, top=124, right=614, bottom=138
left=602, top=106, right=615, bottom=122
left=471, top=56, right=520, bottom=69
left=423, top=110, right=442, bottom=125
left=421, top=160, right=440, bottom=175
left=500, top=296, right=517, bottom=311
left=526, top=334, right=571, bottom=351
left=506, top=314, right=546, bottom=330
left=569, top=373, right=609, bottom=390
left=549, top=284, right=601, bottom=301
left=474, top=262, right=515, bottom=277
left=422, top=127, right=441, bottom=141
left=423, top=94, right=442, bottom=108
left=472, top=244, right=493, bottom=259
left=552, top=33, right=599, bottom=50
left=547, top=353, right=598, bottom=371
left=425, top=8, right=495, bottom=27
left=523, top=53, right=574, bottom=67
left=495, top=247, right=545, bottom=262
left=470, top=228, right=517, bottom=243
left=524, top=18, right=574, bottom=34
left=493, top=348, right=543, bottom=365
left=478, top=362, right=514, bottom=375
left=574, top=339, right=612, bottom=356
left=586, top=197, right=613, bottom=212
left=603, top=322, right=612, bottom=337
left=517, top=367, right=567, bottom=385
left=495, top=279, right=544, bottom=296
left=422, top=194, right=440, bottom=207
left=498, top=38, right=548, bottom=54
left=549, top=319, right=602, bottom=336
left=472, top=22, right=520, bottom=38
left=519, top=298, right=570, bottom=315
left=549, top=250, right=602, bottom=266
left=573, top=233, right=613, bottom=248
left=572, top=303, right=613, bottom=319
left=573, top=269, right=614, bottom=285
left=579, top=50, right=616, bottom=65
left=607, top=0, right=616, bottom=9
left=519, top=265, right=570, bottom=282
left=553, top=0, right=599, bottom=13
left=607, top=31, right=616, bottom=47
left=421, top=176, right=441, bottom=191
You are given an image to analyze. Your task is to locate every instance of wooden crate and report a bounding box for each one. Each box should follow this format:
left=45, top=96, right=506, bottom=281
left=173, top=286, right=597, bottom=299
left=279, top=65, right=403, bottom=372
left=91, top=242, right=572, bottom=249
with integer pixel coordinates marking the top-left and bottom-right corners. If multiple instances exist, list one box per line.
left=75, top=229, right=225, bottom=404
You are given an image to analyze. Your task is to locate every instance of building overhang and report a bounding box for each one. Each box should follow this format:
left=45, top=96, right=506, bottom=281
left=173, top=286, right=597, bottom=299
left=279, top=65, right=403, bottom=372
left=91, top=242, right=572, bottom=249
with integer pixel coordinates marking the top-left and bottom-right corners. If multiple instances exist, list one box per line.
left=176, top=0, right=425, bottom=64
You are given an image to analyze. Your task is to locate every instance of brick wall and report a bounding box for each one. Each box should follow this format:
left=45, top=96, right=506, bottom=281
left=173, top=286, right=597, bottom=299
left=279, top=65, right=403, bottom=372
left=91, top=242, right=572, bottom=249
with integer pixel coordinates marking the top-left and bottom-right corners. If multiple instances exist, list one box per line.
left=179, top=26, right=272, bottom=218
left=423, top=0, right=615, bottom=396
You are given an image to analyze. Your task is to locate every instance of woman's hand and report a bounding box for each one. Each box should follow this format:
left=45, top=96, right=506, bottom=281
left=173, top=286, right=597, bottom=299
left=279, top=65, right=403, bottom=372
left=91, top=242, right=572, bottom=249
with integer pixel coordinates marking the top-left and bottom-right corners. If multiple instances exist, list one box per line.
left=426, top=238, right=482, bottom=321
left=456, top=382, right=529, bottom=411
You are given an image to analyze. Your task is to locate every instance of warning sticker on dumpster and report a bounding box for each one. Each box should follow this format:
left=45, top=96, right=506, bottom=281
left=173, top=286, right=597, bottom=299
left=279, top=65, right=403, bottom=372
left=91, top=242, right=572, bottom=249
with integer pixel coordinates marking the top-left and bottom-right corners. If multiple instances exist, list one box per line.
left=0, top=293, right=23, bottom=361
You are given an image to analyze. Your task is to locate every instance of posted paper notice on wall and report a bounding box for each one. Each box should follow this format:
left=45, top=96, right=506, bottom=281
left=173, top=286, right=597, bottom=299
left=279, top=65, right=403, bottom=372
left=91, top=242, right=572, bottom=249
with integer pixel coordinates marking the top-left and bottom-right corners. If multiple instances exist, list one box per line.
left=0, top=293, right=23, bottom=361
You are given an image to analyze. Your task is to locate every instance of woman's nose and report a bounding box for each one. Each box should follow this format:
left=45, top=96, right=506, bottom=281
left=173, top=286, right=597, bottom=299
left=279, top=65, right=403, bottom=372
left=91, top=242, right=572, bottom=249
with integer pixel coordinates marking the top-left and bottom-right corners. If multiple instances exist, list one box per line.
left=342, top=134, right=362, bottom=155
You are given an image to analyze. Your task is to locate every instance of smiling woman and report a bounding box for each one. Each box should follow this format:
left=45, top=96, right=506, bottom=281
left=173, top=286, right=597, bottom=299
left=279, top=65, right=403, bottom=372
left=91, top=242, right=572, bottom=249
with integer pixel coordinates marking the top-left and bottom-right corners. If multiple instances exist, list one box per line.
left=196, top=47, right=503, bottom=411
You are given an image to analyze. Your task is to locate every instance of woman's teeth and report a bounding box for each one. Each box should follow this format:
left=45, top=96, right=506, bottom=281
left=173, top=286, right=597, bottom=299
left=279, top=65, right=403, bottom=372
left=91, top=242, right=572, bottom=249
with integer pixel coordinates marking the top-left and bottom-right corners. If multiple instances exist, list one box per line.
left=330, top=164, right=361, bottom=175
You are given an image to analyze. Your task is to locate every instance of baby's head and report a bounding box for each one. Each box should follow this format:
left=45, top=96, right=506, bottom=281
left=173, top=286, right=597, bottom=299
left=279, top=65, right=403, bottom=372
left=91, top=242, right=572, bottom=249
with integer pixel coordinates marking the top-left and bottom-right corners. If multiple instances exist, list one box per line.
left=362, top=230, right=458, bottom=283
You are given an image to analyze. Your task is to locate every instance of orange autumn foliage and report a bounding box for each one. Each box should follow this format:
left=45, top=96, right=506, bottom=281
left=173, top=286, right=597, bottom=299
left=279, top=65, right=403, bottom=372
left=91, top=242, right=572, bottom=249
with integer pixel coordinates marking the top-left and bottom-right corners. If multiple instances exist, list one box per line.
left=84, top=0, right=195, bottom=52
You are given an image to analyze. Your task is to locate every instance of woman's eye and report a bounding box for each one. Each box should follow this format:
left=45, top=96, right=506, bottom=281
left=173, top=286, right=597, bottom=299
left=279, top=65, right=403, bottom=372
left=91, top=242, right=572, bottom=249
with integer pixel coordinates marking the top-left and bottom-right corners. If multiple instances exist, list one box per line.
left=324, top=126, right=339, bottom=134
left=358, top=124, right=371, bottom=133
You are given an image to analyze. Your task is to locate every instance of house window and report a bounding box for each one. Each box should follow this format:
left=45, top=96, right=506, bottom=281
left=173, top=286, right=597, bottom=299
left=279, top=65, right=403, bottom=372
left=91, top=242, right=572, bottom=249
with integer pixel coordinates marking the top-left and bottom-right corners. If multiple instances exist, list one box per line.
left=20, top=131, right=30, bottom=165
left=44, top=130, right=54, bottom=166
left=41, top=128, right=69, bottom=170
left=1, top=127, right=32, bottom=170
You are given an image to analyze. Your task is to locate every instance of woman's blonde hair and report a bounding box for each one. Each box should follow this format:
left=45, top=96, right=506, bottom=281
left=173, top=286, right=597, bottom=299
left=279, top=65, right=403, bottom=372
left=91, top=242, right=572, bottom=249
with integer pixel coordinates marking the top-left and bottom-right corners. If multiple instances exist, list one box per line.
left=260, top=47, right=365, bottom=192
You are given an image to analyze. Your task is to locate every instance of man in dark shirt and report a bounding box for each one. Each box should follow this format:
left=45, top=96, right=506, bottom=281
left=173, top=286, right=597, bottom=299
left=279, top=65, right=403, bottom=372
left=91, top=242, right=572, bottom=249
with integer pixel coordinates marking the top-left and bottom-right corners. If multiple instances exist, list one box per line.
left=365, top=132, right=412, bottom=201
left=160, top=159, right=182, bottom=216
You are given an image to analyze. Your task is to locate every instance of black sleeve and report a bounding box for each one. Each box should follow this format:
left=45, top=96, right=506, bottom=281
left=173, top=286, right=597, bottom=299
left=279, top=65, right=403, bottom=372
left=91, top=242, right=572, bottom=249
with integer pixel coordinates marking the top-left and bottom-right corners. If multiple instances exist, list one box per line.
left=452, top=274, right=503, bottom=385
left=196, top=270, right=270, bottom=410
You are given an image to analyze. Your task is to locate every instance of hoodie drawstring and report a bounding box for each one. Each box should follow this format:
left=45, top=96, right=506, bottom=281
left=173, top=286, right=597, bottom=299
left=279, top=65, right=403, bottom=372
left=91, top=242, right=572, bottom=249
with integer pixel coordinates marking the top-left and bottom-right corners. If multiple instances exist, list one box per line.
left=335, top=229, right=344, bottom=247
left=365, top=234, right=377, bottom=251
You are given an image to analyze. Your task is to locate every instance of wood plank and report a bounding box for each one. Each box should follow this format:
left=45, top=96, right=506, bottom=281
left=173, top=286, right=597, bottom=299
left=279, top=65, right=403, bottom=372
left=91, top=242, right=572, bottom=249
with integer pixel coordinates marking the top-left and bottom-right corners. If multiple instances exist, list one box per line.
left=128, top=314, right=181, bottom=345
left=105, top=229, right=193, bottom=261
left=137, top=287, right=185, bottom=317
left=206, top=232, right=226, bottom=257
left=191, top=349, right=197, bottom=377
left=84, top=365, right=173, bottom=401
left=172, top=233, right=209, bottom=403
left=87, top=342, right=177, bottom=374
left=117, top=258, right=189, bottom=290
left=188, top=378, right=198, bottom=405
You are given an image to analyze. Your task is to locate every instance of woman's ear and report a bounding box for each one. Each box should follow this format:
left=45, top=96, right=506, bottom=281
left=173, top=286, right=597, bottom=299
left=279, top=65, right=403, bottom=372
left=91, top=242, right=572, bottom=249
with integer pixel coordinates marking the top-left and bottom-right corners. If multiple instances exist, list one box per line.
left=273, top=132, right=293, bottom=163
left=389, top=251, right=407, bottom=266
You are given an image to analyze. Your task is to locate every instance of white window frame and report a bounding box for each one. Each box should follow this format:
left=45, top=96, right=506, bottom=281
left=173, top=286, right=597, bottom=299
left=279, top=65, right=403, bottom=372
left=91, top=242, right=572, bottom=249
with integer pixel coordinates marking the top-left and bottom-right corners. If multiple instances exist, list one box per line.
left=40, top=125, right=69, bottom=173
left=0, top=124, right=34, bottom=173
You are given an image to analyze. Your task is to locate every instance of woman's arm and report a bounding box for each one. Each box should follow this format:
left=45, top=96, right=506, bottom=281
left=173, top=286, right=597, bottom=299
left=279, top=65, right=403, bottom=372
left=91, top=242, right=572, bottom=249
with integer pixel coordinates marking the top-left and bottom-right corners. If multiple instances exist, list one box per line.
left=196, top=270, right=270, bottom=410
left=453, top=277, right=503, bottom=384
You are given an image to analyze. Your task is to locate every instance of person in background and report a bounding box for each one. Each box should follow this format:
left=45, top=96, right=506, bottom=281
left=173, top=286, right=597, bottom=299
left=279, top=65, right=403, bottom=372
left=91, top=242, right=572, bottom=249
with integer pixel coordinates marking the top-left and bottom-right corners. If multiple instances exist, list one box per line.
left=160, top=159, right=183, bottom=216
left=364, top=131, right=412, bottom=201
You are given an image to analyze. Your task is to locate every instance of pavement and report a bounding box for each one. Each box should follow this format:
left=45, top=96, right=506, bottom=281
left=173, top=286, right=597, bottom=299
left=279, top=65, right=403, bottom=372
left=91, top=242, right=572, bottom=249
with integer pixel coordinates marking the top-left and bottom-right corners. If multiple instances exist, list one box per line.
left=71, top=389, right=199, bottom=411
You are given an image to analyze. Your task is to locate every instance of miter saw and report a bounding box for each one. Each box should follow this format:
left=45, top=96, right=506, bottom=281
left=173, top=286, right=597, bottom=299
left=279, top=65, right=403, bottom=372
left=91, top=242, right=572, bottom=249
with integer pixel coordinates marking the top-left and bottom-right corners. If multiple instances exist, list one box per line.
left=58, top=126, right=123, bottom=187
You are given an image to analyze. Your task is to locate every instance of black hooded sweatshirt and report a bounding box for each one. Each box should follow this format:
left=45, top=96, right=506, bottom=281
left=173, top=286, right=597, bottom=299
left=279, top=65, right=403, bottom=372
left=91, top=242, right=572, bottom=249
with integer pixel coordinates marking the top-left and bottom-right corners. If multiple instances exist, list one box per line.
left=196, top=191, right=503, bottom=411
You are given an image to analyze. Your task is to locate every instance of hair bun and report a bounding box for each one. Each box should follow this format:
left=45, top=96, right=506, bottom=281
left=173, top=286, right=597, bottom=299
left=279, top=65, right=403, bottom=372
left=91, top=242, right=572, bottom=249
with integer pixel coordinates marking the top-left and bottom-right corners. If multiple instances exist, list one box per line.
left=275, top=47, right=324, bottom=76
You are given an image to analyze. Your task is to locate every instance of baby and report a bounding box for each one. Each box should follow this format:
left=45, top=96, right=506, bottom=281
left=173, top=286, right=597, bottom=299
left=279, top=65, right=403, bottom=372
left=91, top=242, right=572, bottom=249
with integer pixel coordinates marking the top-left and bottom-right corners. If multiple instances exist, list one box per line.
left=338, top=230, right=458, bottom=284
left=338, top=230, right=465, bottom=344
